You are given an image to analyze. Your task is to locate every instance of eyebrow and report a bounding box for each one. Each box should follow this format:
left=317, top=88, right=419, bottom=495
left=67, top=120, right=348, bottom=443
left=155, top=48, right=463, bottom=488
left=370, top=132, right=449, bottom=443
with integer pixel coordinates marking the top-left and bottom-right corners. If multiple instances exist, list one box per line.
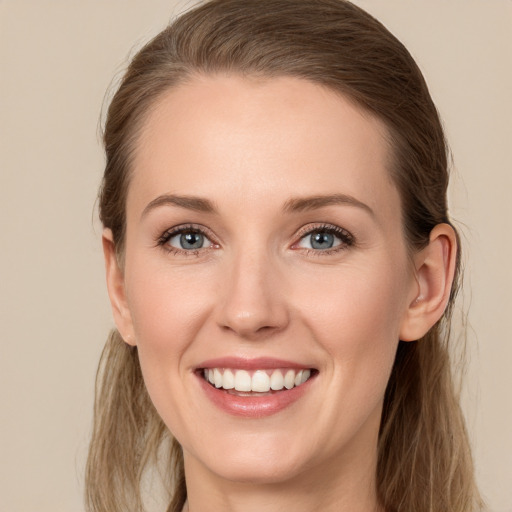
left=283, top=194, right=374, bottom=217
left=141, top=192, right=374, bottom=218
left=141, top=194, right=217, bottom=219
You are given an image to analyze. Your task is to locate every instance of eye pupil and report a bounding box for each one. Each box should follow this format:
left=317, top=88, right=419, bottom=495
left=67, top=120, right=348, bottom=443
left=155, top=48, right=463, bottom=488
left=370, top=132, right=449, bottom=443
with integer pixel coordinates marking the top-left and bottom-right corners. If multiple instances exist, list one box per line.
left=310, top=232, right=334, bottom=250
left=180, top=232, right=204, bottom=249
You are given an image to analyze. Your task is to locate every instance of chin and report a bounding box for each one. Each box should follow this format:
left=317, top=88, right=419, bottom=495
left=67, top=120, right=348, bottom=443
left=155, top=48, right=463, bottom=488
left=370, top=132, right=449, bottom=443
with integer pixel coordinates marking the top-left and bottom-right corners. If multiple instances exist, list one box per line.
left=205, top=456, right=306, bottom=485
left=183, top=432, right=313, bottom=485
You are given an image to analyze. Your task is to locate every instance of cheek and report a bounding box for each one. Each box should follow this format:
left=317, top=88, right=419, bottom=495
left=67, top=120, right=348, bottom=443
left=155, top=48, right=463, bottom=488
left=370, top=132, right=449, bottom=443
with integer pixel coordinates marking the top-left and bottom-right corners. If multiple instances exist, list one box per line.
left=297, top=259, right=408, bottom=394
left=297, top=271, right=405, bottom=449
left=123, top=260, right=210, bottom=427
left=125, top=256, right=213, bottom=351
left=302, top=260, right=407, bottom=339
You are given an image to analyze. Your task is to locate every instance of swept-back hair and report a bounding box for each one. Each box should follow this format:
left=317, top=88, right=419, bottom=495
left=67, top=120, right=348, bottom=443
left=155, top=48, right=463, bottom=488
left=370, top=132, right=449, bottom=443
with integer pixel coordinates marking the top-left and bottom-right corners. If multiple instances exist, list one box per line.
left=87, top=1, right=483, bottom=511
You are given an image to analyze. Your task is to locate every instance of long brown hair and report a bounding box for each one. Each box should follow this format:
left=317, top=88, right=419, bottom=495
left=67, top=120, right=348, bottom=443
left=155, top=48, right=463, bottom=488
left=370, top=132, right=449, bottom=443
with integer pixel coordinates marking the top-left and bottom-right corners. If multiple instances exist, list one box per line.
left=87, top=1, right=483, bottom=511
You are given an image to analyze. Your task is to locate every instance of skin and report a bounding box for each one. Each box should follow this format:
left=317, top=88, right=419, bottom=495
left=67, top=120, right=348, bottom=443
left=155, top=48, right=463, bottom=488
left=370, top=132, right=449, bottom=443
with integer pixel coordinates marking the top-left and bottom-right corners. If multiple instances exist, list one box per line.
left=103, top=75, right=457, bottom=512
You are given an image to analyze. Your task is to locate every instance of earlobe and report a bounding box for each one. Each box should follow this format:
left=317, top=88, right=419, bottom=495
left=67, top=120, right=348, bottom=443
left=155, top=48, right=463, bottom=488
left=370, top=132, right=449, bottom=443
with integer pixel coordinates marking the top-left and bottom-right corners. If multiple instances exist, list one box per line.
left=399, top=223, right=457, bottom=342
left=102, top=228, right=136, bottom=346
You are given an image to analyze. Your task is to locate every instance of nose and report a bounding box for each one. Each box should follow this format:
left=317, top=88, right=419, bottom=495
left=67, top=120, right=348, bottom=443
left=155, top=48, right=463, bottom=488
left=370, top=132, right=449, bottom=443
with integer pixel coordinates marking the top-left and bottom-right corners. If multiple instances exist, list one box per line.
left=215, top=248, right=290, bottom=340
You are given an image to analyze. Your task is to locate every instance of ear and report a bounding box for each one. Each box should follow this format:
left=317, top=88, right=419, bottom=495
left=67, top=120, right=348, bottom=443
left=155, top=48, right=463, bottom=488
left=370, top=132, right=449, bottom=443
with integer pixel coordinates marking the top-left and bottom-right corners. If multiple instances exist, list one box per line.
left=399, top=223, right=458, bottom=342
left=102, top=228, right=136, bottom=346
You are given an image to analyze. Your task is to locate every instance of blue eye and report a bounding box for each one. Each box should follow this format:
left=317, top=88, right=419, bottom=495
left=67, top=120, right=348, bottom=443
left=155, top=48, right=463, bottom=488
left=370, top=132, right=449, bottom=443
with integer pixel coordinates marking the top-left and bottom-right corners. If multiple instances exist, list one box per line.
left=309, top=231, right=336, bottom=249
left=296, top=226, right=353, bottom=252
left=162, top=228, right=213, bottom=251
left=299, top=231, right=340, bottom=250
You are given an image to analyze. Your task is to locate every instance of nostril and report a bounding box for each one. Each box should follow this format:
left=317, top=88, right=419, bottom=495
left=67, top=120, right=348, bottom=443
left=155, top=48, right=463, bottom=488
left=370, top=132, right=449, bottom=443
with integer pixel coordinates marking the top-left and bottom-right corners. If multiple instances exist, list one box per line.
left=218, top=307, right=287, bottom=338
left=220, top=321, right=284, bottom=340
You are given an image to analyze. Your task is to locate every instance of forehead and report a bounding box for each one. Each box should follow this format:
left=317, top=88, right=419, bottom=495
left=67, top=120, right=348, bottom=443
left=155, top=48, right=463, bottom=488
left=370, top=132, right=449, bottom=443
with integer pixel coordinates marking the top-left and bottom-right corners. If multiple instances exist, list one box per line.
left=128, top=74, right=400, bottom=224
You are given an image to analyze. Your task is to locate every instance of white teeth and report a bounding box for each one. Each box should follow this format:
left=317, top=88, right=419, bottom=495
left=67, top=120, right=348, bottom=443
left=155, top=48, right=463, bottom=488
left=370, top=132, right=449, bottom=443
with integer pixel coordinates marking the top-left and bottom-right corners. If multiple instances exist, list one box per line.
left=223, top=369, right=235, bottom=389
left=284, top=370, right=295, bottom=389
left=234, top=370, right=252, bottom=392
left=203, top=367, right=313, bottom=392
left=251, top=370, right=270, bottom=392
left=214, top=368, right=223, bottom=388
left=270, top=370, right=284, bottom=390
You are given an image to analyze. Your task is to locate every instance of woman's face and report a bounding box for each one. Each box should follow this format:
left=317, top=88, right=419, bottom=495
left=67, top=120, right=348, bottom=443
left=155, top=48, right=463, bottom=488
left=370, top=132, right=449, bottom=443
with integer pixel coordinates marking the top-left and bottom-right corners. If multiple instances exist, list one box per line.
left=112, top=75, right=419, bottom=486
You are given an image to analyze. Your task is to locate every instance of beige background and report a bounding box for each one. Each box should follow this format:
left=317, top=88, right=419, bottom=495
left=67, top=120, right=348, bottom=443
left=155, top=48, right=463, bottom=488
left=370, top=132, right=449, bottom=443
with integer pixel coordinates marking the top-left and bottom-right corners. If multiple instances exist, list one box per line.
left=0, top=0, right=510, bottom=510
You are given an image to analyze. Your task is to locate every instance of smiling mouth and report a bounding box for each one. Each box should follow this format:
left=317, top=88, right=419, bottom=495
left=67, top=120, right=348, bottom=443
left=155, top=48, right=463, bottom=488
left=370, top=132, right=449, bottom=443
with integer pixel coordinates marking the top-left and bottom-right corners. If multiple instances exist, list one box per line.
left=199, top=368, right=317, bottom=395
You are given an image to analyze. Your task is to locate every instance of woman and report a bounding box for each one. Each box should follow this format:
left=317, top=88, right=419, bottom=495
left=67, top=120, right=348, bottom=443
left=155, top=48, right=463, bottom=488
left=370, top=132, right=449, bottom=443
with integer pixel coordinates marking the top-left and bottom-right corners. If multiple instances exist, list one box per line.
left=86, top=1, right=484, bottom=511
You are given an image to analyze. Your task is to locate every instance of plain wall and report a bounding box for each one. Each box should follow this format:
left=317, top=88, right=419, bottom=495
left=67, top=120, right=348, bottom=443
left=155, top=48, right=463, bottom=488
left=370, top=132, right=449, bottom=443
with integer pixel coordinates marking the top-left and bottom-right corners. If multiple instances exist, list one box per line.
left=0, top=1, right=510, bottom=510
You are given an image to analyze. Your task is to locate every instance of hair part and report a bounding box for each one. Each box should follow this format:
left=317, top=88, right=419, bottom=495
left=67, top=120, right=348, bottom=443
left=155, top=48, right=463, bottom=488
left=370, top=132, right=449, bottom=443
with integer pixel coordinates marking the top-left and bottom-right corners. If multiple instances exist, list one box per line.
left=89, top=1, right=483, bottom=511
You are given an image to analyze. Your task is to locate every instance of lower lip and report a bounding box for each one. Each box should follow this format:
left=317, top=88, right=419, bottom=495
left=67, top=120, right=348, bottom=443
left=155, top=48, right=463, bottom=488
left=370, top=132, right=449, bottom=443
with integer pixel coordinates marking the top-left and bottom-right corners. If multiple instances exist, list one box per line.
left=196, top=373, right=315, bottom=418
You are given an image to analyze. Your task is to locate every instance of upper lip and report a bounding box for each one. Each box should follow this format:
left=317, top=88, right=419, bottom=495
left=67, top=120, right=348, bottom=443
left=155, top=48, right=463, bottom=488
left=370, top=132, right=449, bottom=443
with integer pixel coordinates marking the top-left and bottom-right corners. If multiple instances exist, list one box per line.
left=196, top=356, right=315, bottom=371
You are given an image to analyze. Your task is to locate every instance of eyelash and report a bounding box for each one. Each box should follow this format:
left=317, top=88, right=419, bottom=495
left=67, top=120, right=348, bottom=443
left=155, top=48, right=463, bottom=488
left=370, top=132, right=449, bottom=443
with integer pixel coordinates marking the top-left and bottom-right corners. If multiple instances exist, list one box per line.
left=293, top=223, right=354, bottom=256
left=156, top=223, right=355, bottom=257
left=156, top=224, right=216, bottom=256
